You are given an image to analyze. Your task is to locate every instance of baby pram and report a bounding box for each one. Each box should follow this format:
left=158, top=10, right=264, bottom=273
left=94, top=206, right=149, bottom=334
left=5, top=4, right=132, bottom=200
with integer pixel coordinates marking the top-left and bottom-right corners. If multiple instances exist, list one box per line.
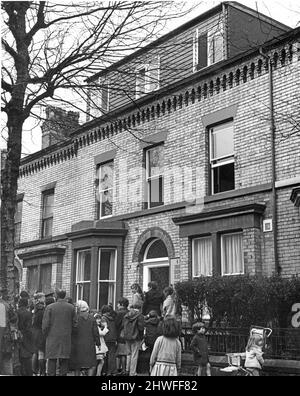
left=220, top=325, right=272, bottom=376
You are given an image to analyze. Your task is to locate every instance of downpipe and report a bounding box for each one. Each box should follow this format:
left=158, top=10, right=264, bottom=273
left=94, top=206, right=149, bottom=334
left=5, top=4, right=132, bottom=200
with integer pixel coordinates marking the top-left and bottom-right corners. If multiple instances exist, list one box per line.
left=259, top=47, right=281, bottom=275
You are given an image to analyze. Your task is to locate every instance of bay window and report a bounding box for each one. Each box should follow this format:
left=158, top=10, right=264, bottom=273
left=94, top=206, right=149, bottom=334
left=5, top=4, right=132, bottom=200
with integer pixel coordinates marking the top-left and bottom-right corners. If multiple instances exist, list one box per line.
left=27, top=263, right=52, bottom=296
left=97, top=249, right=117, bottom=309
left=192, top=236, right=213, bottom=277
left=76, top=249, right=91, bottom=305
left=221, top=232, right=244, bottom=275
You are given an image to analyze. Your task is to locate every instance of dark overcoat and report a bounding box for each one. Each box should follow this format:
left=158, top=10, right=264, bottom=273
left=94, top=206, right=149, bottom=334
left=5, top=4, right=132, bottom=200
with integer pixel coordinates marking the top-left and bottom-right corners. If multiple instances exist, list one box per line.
left=17, top=307, right=34, bottom=358
left=71, top=313, right=100, bottom=370
left=142, top=290, right=164, bottom=316
left=190, top=334, right=209, bottom=365
left=42, top=299, right=77, bottom=359
left=32, top=302, right=45, bottom=352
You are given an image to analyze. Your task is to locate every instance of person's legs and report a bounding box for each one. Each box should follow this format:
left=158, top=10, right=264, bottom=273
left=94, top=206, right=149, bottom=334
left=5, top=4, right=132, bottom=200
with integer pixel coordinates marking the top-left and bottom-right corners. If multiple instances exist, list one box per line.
left=129, top=341, right=140, bottom=376
left=120, top=355, right=127, bottom=373
left=96, top=359, right=105, bottom=376
left=106, top=342, right=117, bottom=375
left=37, top=351, right=46, bottom=375
left=126, top=341, right=132, bottom=375
left=75, top=369, right=81, bottom=376
left=21, top=357, right=33, bottom=376
left=116, top=356, right=121, bottom=371
left=88, top=366, right=96, bottom=376
left=47, top=359, right=57, bottom=376
left=32, top=352, right=38, bottom=375
left=206, top=363, right=211, bottom=376
left=58, top=358, right=69, bottom=376
left=251, top=368, right=260, bottom=376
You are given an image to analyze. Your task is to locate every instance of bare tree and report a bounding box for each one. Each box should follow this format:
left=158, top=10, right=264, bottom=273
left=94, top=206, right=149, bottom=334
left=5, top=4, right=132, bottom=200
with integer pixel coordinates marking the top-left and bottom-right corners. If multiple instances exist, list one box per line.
left=1, top=1, right=197, bottom=301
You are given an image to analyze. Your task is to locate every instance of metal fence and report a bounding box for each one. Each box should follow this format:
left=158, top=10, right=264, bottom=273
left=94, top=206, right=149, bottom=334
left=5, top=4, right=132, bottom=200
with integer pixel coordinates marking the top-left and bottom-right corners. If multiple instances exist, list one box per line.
left=180, top=326, right=300, bottom=360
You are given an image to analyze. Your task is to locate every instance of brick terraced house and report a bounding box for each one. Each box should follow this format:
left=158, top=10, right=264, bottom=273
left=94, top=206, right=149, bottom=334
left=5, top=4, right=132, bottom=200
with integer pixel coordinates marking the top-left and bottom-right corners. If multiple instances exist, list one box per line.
left=14, top=2, right=300, bottom=310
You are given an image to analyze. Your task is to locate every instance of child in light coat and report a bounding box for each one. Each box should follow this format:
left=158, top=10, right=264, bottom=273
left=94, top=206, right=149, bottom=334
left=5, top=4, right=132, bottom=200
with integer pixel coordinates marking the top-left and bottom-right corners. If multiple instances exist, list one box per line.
left=244, top=333, right=264, bottom=376
left=150, top=316, right=181, bottom=376
left=94, top=314, right=109, bottom=376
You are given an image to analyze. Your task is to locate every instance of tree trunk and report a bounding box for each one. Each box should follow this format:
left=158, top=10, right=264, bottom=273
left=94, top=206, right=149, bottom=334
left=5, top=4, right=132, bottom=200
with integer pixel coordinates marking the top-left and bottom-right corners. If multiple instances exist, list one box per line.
left=1, top=118, right=23, bottom=302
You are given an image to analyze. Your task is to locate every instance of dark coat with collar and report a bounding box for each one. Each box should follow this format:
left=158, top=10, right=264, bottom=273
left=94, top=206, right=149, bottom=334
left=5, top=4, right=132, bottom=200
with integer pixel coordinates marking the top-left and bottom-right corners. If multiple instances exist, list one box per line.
left=32, top=302, right=45, bottom=352
left=42, top=299, right=77, bottom=359
left=142, top=289, right=164, bottom=316
left=17, top=307, right=34, bottom=358
left=71, top=312, right=100, bottom=370
left=190, top=334, right=209, bottom=365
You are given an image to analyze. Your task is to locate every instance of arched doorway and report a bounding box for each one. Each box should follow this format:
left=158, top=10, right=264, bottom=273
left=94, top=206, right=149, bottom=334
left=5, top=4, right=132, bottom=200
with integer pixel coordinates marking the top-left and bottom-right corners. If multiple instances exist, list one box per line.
left=141, top=238, right=169, bottom=292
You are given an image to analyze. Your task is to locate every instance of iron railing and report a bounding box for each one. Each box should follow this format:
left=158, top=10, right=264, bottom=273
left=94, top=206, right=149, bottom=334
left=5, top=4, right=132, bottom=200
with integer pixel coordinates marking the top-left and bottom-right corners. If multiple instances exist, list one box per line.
left=180, top=325, right=300, bottom=360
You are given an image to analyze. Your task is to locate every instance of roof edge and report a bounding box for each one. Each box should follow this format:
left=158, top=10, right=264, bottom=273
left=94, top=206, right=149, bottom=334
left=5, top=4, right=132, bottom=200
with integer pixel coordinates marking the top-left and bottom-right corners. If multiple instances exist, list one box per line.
left=20, top=26, right=300, bottom=168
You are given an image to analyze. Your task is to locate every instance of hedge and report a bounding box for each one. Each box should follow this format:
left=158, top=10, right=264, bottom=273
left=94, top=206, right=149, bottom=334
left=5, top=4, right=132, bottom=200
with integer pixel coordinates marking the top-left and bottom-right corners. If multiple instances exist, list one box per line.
left=175, top=275, right=300, bottom=328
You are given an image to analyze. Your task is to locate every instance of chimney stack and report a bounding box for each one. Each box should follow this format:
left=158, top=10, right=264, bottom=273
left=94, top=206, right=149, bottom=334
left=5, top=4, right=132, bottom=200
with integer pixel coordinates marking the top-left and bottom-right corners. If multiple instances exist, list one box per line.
left=41, top=106, right=80, bottom=149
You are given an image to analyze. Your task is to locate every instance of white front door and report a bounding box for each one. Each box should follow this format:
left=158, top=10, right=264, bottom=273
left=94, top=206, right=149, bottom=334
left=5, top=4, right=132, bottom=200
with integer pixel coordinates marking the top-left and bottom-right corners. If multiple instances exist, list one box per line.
left=142, top=259, right=169, bottom=292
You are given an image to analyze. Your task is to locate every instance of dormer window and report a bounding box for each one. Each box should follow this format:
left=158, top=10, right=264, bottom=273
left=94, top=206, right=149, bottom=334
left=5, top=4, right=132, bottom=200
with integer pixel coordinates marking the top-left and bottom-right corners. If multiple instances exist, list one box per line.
left=89, top=77, right=110, bottom=119
left=135, top=57, right=160, bottom=99
left=193, top=29, right=223, bottom=71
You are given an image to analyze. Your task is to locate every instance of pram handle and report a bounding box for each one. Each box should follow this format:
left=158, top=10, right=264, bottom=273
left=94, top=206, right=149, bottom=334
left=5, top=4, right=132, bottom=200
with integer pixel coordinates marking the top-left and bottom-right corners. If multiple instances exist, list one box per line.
left=265, top=328, right=272, bottom=338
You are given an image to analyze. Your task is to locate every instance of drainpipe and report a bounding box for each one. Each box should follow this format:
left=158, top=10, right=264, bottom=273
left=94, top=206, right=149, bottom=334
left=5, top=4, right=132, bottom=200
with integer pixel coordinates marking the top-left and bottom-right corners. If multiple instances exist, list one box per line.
left=259, top=47, right=281, bottom=275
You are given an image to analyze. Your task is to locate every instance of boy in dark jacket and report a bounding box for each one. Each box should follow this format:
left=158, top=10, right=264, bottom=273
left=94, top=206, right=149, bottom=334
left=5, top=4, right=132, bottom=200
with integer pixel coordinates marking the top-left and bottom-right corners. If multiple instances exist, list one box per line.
left=101, top=305, right=118, bottom=375
left=190, top=322, right=211, bottom=376
left=115, top=298, right=129, bottom=375
left=144, top=310, right=161, bottom=351
left=123, top=303, right=144, bottom=376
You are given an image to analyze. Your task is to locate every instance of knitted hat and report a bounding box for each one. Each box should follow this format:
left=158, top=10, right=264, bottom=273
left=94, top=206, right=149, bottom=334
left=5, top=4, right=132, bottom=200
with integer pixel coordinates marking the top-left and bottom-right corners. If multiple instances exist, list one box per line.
left=77, top=300, right=89, bottom=312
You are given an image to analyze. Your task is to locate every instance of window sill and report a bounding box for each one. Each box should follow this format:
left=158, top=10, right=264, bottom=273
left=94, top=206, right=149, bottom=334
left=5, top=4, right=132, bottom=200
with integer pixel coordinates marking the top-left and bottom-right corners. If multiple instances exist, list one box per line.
left=101, top=201, right=188, bottom=222
left=204, top=183, right=272, bottom=203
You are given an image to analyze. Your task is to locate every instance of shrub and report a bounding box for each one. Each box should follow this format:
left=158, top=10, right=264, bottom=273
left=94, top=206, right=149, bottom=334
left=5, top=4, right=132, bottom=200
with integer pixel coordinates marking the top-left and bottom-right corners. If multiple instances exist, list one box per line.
left=175, top=274, right=300, bottom=328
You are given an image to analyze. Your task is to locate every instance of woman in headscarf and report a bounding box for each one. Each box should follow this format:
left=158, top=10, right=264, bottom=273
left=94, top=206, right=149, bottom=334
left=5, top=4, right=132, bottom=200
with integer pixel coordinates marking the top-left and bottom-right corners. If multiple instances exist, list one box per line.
left=72, top=300, right=100, bottom=376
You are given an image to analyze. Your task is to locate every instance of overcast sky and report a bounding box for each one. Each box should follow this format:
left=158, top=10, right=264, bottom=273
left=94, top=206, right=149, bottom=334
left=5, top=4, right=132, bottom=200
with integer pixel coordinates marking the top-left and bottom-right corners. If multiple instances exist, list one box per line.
left=1, top=0, right=299, bottom=156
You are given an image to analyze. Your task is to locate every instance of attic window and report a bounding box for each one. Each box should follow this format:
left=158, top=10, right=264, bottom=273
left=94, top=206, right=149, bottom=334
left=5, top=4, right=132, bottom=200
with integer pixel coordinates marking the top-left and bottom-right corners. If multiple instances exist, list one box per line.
left=135, top=57, right=160, bottom=99
left=89, top=78, right=110, bottom=119
left=193, top=29, right=224, bottom=71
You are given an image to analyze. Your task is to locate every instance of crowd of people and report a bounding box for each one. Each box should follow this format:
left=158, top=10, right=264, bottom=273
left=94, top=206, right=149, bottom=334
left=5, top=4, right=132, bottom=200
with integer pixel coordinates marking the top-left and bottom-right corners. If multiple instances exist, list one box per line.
left=1, top=281, right=210, bottom=377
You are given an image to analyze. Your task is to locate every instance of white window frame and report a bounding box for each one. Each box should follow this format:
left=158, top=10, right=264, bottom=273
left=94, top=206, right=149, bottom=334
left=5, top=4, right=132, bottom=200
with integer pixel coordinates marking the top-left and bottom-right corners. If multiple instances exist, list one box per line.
left=210, top=121, right=235, bottom=195
left=141, top=238, right=169, bottom=292
left=100, top=80, right=110, bottom=113
left=146, top=145, right=164, bottom=208
left=98, top=161, right=114, bottom=219
left=193, top=28, right=224, bottom=72
left=221, top=232, right=244, bottom=276
left=97, top=248, right=117, bottom=310
left=192, top=236, right=213, bottom=277
left=76, top=249, right=91, bottom=302
left=193, top=29, right=199, bottom=72
left=135, top=64, right=149, bottom=99
left=41, top=190, right=54, bottom=239
left=135, top=57, right=160, bottom=99
left=207, top=30, right=223, bottom=66
left=89, top=78, right=110, bottom=118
